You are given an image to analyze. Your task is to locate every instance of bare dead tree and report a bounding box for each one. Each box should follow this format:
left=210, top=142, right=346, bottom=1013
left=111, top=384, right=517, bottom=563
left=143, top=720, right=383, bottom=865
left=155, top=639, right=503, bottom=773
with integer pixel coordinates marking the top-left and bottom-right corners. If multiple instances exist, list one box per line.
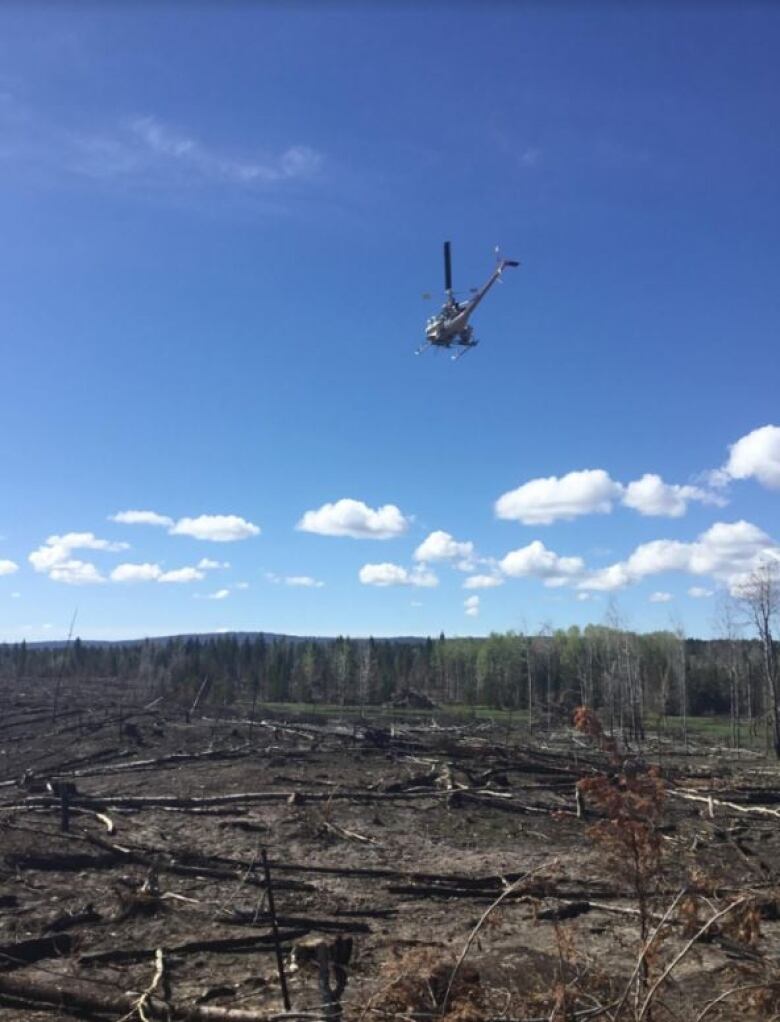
left=50, top=609, right=78, bottom=726
left=714, top=593, right=745, bottom=751
left=736, top=561, right=780, bottom=758
left=669, top=613, right=688, bottom=751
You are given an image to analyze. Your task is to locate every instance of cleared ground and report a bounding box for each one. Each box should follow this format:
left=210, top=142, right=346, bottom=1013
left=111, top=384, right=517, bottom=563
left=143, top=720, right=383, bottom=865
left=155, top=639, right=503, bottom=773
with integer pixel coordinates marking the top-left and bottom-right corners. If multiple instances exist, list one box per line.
left=1, top=680, right=779, bottom=1020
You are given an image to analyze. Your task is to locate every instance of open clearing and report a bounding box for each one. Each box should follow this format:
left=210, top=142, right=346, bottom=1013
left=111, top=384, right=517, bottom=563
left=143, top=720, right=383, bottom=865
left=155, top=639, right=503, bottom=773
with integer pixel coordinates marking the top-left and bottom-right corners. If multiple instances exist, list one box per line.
left=1, top=680, right=779, bottom=1020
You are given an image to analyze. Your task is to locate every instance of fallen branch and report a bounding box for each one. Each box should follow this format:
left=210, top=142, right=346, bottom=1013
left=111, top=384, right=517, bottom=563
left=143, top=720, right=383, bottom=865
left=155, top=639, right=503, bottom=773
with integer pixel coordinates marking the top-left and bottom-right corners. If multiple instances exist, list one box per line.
left=79, top=928, right=308, bottom=966
left=669, top=787, right=780, bottom=819
left=127, top=946, right=166, bottom=1022
left=0, top=970, right=323, bottom=1020
left=693, top=981, right=780, bottom=1022
left=0, top=934, right=73, bottom=970
left=637, top=897, right=748, bottom=1021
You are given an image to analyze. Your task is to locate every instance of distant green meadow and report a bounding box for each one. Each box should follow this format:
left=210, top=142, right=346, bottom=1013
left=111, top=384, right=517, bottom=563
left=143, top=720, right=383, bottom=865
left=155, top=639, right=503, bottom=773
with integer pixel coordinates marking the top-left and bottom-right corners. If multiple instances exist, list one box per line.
left=245, top=702, right=769, bottom=751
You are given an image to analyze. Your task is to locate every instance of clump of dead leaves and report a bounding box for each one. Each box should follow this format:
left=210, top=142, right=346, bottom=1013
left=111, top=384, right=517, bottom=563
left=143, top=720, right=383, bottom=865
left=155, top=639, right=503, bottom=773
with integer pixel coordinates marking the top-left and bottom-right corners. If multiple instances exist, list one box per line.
left=363, top=947, right=484, bottom=1021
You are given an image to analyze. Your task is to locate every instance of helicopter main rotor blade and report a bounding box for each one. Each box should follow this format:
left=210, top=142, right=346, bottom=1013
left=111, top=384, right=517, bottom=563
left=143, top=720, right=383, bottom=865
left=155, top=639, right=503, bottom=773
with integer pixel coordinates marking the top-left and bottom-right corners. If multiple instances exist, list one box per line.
left=443, top=240, right=453, bottom=293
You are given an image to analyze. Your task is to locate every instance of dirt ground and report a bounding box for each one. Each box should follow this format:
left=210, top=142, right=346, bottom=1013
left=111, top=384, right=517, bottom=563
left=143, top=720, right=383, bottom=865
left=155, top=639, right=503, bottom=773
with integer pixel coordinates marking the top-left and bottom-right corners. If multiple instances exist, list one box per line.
left=1, top=680, right=779, bottom=1020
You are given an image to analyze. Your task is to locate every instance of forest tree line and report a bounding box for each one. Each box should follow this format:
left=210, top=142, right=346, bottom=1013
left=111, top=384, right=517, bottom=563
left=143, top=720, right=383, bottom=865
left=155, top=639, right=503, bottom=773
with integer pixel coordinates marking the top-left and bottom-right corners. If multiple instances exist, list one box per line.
left=1, top=622, right=777, bottom=747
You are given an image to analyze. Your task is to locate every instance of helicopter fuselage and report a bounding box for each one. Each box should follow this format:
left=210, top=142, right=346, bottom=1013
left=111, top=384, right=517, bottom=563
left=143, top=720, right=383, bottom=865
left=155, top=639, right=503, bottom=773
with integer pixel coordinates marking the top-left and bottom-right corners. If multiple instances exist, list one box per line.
left=425, top=261, right=507, bottom=346
left=425, top=304, right=473, bottom=345
left=418, top=243, right=519, bottom=360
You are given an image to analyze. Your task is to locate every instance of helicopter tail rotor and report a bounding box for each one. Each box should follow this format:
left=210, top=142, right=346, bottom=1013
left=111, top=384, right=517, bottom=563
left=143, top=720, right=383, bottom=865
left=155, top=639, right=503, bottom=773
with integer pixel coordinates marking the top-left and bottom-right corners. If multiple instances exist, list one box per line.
left=495, top=244, right=520, bottom=273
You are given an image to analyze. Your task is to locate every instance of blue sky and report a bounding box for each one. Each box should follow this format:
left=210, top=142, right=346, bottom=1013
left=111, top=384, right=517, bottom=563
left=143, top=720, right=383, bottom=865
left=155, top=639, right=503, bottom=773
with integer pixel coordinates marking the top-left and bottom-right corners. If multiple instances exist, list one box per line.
left=1, top=4, right=779, bottom=642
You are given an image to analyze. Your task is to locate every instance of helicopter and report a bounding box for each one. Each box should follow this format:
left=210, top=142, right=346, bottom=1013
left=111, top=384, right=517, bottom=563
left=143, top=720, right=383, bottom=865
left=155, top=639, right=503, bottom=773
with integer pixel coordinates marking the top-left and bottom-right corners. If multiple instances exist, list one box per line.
left=417, top=241, right=519, bottom=360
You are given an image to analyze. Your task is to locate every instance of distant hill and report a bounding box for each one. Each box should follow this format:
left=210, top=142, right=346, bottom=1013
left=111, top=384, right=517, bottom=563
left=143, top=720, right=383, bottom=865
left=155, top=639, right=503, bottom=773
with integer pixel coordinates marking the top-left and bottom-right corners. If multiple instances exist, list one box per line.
left=16, top=631, right=432, bottom=649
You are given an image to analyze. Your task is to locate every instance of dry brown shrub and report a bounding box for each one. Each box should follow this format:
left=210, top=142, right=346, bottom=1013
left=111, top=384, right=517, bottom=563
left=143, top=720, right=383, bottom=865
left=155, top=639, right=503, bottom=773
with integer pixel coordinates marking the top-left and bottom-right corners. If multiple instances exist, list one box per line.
left=721, top=898, right=762, bottom=947
left=366, top=947, right=484, bottom=1020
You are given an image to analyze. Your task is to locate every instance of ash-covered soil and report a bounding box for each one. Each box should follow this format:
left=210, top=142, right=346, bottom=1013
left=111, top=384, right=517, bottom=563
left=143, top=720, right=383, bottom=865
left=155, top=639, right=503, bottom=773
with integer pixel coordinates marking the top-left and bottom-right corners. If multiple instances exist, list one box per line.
left=1, top=681, right=779, bottom=1020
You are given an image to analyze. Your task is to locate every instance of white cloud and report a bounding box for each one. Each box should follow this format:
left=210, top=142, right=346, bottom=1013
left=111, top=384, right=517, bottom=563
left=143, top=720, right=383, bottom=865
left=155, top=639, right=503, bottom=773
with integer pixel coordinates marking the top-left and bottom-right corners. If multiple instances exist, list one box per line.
left=49, top=560, right=106, bottom=585
left=649, top=591, right=673, bottom=603
left=688, top=521, right=776, bottom=579
left=235, top=582, right=250, bottom=590
left=111, top=509, right=259, bottom=543
left=197, top=558, right=229, bottom=570
left=495, top=469, right=622, bottom=525
left=170, top=515, right=260, bottom=542
left=463, top=574, right=504, bottom=590
left=297, top=499, right=409, bottom=539
left=29, top=532, right=127, bottom=584
left=284, top=576, right=325, bottom=588
left=265, top=572, right=324, bottom=588
left=109, top=510, right=173, bottom=527
left=500, top=541, right=585, bottom=587
left=626, top=540, right=691, bottom=577
left=622, top=474, right=724, bottom=517
left=464, top=595, right=480, bottom=618
left=359, top=563, right=438, bottom=588
left=207, top=588, right=230, bottom=600
left=576, top=592, right=597, bottom=602
left=577, top=520, right=780, bottom=593
left=688, top=586, right=713, bottom=598
left=723, top=425, right=780, bottom=489
left=0, top=559, right=18, bottom=576
left=111, top=562, right=163, bottom=583
left=10, top=591, right=21, bottom=599
left=129, top=115, right=323, bottom=186
left=578, top=563, right=633, bottom=592
left=29, top=532, right=128, bottom=573
left=414, top=530, right=474, bottom=563
left=158, top=566, right=205, bottom=583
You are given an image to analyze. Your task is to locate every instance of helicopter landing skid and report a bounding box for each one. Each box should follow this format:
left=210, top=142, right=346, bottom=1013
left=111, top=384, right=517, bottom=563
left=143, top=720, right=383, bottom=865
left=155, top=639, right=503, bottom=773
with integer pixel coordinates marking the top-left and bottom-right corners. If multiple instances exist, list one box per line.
left=451, top=340, right=479, bottom=362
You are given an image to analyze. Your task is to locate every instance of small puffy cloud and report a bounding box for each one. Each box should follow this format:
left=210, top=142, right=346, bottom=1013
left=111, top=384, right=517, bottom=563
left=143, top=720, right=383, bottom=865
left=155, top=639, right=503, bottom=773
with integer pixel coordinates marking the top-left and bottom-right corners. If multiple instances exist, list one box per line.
left=158, top=566, right=205, bottom=583
left=649, top=591, right=673, bottom=603
left=0, top=559, right=18, bottom=576
left=500, top=541, right=585, bottom=587
left=576, top=592, right=597, bottom=602
left=285, top=576, right=325, bottom=588
left=626, top=540, right=691, bottom=577
left=622, top=474, right=724, bottom=517
left=265, top=572, right=324, bottom=588
left=110, top=509, right=173, bottom=527
left=688, top=586, right=713, bottom=598
left=414, top=530, right=474, bottom=563
left=111, top=562, right=162, bottom=582
left=170, top=514, right=260, bottom=542
left=463, top=574, right=504, bottom=590
left=112, top=510, right=260, bottom=542
left=495, top=469, right=622, bottom=525
left=688, top=520, right=775, bottom=579
left=723, top=425, right=780, bottom=489
left=29, top=532, right=127, bottom=584
left=29, top=532, right=128, bottom=574
left=464, top=595, right=480, bottom=617
left=207, top=588, right=230, bottom=600
left=197, top=557, right=229, bottom=570
left=235, top=581, right=250, bottom=590
left=578, top=563, right=632, bottom=592
left=297, top=498, right=409, bottom=539
left=10, top=591, right=21, bottom=599
left=359, top=563, right=438, bottom=588
left=49, top=560, right=106, bottom=585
